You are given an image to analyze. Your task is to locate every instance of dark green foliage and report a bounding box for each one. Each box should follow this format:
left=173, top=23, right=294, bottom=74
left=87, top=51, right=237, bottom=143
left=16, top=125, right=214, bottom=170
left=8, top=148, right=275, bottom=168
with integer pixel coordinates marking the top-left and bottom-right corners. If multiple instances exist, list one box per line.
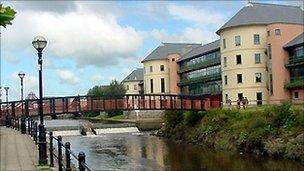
left=164, top=110, right=184, bottom=128
left=272, top=101, right=294, bottom=128
left=183, top=110, right=205, bottom=126
left=0, top=4, right=16, bottom=27
left=83, top=112, right=100, bottom=117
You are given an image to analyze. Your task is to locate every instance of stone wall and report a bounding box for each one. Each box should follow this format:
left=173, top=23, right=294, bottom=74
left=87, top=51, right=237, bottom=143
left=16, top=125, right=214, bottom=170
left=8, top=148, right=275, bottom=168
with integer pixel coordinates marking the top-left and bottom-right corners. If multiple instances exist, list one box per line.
left=123, top=110, right=165, bottom=119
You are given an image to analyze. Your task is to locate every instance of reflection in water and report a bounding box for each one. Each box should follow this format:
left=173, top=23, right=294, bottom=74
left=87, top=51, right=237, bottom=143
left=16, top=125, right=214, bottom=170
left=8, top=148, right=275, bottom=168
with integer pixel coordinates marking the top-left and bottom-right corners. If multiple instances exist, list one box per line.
left=63, top=133, right=304, bottom=171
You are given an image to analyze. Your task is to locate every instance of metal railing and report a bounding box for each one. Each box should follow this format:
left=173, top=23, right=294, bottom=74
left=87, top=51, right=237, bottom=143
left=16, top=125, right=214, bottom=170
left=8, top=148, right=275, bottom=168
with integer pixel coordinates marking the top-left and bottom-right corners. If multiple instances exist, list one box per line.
left=179, top=73, right=221, bottom=86
left=49, top=132, right=92, bottom=171
left=179, top=58, right=221, bottom=73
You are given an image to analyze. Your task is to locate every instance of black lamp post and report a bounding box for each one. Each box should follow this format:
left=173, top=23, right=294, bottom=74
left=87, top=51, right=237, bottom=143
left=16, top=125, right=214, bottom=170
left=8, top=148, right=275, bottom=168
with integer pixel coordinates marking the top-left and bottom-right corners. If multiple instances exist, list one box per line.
left=4, top=87, right=9, bottom=102
left=4, top=87, right=10, bottom=127
left=18, top=71, right=25, bottom=100
left=32, top=35, right=48, bottom=165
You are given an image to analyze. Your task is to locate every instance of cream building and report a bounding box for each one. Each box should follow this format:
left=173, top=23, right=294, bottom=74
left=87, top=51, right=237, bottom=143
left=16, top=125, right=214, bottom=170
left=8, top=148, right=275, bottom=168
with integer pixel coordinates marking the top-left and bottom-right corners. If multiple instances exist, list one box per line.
left=121, top=68, right=144, bottom=94
left=141, top=43, right=201, bottom=94
left=217, top=2, right=304, bottom=105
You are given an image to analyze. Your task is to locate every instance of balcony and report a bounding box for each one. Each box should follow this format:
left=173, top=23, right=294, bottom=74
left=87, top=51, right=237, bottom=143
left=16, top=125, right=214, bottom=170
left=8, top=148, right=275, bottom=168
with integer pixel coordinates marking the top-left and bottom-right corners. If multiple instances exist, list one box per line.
left=179, top=73, right=221, bottom=86
left=284, top=76, right=304, bottom=90
left=285, top=55, right=304, bottom=68
left=179, top=58, right=221, bottom=73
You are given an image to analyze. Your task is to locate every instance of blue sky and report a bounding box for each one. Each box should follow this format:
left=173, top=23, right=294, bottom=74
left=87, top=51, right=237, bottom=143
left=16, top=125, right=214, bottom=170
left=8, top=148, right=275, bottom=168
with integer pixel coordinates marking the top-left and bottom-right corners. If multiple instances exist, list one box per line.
left=1, top=0, right=302, bottom=101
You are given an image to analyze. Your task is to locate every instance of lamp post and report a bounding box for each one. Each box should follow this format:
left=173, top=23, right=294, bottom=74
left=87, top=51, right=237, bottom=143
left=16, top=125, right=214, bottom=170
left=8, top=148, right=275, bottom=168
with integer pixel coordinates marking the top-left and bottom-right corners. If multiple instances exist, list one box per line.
left=32, top=36, right=48, bottom=165
left=18, top=72, right=25, bottom=100
left=4, top=87, right=10, bottom=127
left=4, top=87, right=9, bottom=102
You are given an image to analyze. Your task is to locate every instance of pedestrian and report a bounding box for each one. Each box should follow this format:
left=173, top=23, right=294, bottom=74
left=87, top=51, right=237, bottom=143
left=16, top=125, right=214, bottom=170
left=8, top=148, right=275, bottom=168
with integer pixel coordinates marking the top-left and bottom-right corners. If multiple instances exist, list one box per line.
left=237, top=98, right=241, bottom=110
left=228, top=99, right=232, bottom=108
left=242, top=97, right=246, bottom=109
left=245, top=97, right=249, bottom=108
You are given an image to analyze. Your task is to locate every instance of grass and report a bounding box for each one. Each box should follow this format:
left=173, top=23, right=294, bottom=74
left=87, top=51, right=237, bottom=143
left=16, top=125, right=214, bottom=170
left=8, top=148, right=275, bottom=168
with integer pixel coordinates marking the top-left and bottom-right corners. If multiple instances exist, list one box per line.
left=159, top=102, right=304, bottom=163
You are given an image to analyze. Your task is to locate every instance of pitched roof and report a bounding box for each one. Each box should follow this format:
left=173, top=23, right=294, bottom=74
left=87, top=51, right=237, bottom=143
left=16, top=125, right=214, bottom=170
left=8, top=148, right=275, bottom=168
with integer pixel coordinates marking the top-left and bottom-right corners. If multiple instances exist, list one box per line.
left=141, top=43, right=201, bottom=62
left=284, top=33, right=304, bottom=49
left=122, top=68, right=143, bottom=82
left=178, top=40, right=220, bottom=62
left=217, top=2, right=304, bottom=34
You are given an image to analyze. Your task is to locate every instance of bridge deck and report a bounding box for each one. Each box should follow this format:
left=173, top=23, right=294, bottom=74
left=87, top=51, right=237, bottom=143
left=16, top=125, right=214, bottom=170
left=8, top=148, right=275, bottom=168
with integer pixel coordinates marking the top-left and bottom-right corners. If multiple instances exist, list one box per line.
left=0, top=127, right=38, bottom=170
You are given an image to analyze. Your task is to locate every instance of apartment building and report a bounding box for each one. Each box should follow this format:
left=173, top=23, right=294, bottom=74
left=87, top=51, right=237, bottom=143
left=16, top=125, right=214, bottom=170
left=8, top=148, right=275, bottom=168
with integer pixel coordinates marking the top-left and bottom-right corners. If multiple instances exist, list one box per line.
left=216, top=2, right=304, bottom=104
left=121, top=68, right=144, bottom=94
left=177, top=40, right=222, bottom=101
left=141, top=43, right=201, bottom=94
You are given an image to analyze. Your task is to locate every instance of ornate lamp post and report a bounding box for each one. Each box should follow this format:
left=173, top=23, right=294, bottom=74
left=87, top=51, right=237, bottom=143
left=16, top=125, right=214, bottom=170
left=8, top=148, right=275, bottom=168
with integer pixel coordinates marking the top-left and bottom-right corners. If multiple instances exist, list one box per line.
left=32, top=36, right=48, bottom=165
left=18, top=71, right=25, bottom=100
left=4, top=87, right=9, bottom=102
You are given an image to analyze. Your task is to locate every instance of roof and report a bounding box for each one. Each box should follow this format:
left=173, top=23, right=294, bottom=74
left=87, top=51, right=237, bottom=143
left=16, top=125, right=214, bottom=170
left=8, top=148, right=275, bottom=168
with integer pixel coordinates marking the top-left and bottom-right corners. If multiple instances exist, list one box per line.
left=178, top=40, right=220, bottom=62
left=284, top=33, right=304, bottom=49
left=122, top=68, right=143, bottom=82
left=141, top=43, right=201, bottom=62
left=217, top=2, right=304, bottom=34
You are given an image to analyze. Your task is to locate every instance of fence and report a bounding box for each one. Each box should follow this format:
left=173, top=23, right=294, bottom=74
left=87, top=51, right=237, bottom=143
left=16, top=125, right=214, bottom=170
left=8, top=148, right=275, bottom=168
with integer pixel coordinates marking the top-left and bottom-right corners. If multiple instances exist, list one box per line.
left=7, top=116, right=92, bottom=171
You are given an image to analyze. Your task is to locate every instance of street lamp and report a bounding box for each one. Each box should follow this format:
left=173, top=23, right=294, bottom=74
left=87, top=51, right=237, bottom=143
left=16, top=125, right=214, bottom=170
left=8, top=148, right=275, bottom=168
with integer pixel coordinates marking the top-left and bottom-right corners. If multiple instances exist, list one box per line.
left=32, top=35, right=48, bottom=165
left=18, top=71, right=25, bottom=100
left=4, top=87, right=9, bottom=102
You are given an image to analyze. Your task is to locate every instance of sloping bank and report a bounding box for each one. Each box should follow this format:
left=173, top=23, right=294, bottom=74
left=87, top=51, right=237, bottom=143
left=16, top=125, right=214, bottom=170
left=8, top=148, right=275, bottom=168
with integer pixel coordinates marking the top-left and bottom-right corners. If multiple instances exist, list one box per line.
left=157, top=102, right=304, bottom=164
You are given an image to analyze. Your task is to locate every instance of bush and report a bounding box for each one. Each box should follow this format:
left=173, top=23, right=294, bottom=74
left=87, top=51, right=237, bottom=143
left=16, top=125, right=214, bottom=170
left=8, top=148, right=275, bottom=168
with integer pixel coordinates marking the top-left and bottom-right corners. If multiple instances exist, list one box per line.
left=183, top=110, right=205, bottom=126
left=164, top=110, right=184, bottom=128
left=83, top=111, right=100, bottom=117
left=272, top=101, right=294, bottom=128
left=106, top=110, right=123, bottom=117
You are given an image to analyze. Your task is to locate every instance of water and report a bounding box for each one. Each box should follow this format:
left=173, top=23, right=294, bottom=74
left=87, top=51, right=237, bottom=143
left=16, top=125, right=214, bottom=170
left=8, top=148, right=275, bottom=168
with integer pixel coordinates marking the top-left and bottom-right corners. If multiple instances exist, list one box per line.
left=47, top=119, right=304, bottom=170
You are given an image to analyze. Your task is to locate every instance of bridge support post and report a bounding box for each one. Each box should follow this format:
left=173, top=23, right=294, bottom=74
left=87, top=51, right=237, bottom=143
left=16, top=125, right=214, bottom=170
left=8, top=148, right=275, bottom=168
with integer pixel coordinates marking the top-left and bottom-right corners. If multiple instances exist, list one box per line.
left=21, top=117, right=26, bottom=134
left=78, top=151, right=86, bottom=171
left=65, top=142, right=71, bottom=171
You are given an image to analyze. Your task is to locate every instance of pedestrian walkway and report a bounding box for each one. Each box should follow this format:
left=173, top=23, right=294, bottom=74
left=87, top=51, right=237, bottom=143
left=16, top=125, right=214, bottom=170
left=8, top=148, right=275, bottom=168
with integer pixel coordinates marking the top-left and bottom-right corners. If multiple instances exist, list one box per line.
left=0, top=126, right=38, bottom=170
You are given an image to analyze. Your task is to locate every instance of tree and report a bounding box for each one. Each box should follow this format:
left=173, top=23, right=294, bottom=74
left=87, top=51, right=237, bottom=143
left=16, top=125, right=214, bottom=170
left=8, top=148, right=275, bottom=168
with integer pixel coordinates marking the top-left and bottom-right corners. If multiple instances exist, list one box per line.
left=0, top=4, right=16, bottom=28
left=87, top=80, right=126, bottom=117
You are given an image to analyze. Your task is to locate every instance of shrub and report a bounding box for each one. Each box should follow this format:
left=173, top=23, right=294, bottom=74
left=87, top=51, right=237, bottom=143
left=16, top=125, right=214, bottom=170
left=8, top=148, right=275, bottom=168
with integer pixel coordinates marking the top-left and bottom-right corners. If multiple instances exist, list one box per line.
left=106, top=110, right=123, bottom=117
left=183, top=110, right=205, bottom=126
left=293, top=108, right=304, bottom=127
left=272, top=101, right=294, bottom=128
left=83, top=111, right=100, bottom=117
left=164, top=110, right=184, bottom=128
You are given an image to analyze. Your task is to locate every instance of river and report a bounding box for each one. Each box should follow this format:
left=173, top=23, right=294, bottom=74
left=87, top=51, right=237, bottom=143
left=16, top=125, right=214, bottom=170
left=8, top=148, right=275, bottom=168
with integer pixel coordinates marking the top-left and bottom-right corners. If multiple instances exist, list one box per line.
left=45, top=119, right=304, bottom=171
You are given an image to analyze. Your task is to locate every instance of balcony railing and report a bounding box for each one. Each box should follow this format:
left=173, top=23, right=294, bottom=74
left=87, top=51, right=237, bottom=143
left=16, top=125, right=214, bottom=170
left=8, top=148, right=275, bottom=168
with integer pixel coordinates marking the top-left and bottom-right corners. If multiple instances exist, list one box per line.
left=284, top=76, right=304, bottom=90
left=179, top=58, right=221, bottom=73
left=290, top=76, right=304, bottom=82
left=285, top=55, right=304, bottom=67
left=179, top=73, right=221, bottom=86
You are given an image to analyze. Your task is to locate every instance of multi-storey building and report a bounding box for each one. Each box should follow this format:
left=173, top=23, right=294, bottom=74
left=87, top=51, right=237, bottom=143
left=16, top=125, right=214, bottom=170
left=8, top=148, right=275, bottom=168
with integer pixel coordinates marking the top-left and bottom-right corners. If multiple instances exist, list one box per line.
left=284, top=33, right=304, bottom=102
left=121, top=68, right=144, bottom=94
left=177, top=40, right=222, bottom=101
left=141, top=43, right=201, bottom=94
left=216, top=2, right=303, bottom=104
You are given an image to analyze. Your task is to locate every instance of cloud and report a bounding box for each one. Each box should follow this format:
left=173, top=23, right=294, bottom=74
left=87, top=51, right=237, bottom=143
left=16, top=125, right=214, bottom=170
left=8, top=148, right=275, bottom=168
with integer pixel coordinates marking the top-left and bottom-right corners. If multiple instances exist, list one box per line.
left=167, top=4, right=226, bottom=26
left=151, top=27, right=218, bottom=44
left=56, top=69, right=80, bottom=85
left=3, top=56, right=19, bottom=64
left=2, top=2, right=145, bottom=68
left=91, top=75, right=103, bottom=84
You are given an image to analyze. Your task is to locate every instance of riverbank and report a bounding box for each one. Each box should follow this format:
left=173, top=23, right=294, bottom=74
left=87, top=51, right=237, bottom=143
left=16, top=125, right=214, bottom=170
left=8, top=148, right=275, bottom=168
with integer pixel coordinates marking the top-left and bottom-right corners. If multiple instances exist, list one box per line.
left=157, top=102, right=304, bottom=164
left=82, top=114, right=163, bottom=131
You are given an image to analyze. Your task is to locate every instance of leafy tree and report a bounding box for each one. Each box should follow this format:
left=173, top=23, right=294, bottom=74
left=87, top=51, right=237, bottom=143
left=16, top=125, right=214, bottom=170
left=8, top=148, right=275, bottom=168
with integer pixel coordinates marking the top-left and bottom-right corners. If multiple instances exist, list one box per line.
left=0, top=4, right=16, bottom=28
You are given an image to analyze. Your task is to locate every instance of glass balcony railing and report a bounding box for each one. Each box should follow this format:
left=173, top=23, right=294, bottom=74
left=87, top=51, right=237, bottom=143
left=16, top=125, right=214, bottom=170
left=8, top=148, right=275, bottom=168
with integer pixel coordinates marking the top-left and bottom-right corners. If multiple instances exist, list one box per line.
left=179, top=73, right=221, bottom=86
left=290, top=76, right=304, bottom=83
left=180, top=58, right=221, bottom=73
left=286, top=55, right=304, bottom=66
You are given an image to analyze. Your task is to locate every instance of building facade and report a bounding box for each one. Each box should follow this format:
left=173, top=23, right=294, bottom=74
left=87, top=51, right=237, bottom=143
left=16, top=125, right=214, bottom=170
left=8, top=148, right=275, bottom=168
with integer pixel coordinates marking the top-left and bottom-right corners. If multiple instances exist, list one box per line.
left=122, top=68, right=144, bottom=94
left=178, top=40, right=222, bottom=101
left=217, top=2, right=304, bottom=104
left=141, top=43, right=201, bottom=94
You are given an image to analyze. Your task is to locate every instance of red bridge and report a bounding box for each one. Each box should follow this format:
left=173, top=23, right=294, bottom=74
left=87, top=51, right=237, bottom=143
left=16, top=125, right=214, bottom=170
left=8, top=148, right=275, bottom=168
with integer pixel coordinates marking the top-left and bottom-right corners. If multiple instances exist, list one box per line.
left=0, top=94, right=220, bottom=119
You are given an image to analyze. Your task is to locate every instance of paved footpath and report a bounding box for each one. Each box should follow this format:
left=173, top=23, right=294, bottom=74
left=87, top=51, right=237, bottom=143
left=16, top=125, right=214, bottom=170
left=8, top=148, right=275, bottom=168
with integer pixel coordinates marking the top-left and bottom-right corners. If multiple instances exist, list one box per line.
left=0, top=127, right=38, bottom=171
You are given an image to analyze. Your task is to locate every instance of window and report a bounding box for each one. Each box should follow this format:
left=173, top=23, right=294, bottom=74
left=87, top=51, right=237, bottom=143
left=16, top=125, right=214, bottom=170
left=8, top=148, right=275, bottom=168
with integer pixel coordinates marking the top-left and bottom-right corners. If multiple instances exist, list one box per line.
left=269, top=74, right=273, bottom=95
left=257, top=92, right=262, bottom=105
left=225, top=94, right=228, bottom=102
left=255, top=53, right=261, bottom=64
left=238, top=93, right=243, bottom=100
left=275, top=29, right=281, bottom=35
left=254, top=34, right=260, bottom=45
left=237, top=74, right=242, bottom=83
left=161, top=78, right=165, bottom=93
left=160, top=65, right=164, bottom=71
left=235, top=35, right=241, bottom=46
left=223, top=39, right=226, bottom=49
left=255, top=73, right=262, bottom=82
left=223, top=57, right=227, bottom=67
left=126, top=85, right=129, bottom=90
left=268, top=44, right=272, bottom=59
left=267, top=30, right=270, bottom=36
left=294, top=92, right=299, bottom=99
left=149, top=66, right=153, bottom=72
left=224, top=75, right=228, bottom=85
left=134, top=84, right=137, bottom=90
left=172, top=58, right=175, bottom=62
left=144, top=67, right=146, bottom=74
left=236, top=55, right=242, bottom=64
left=150, top=79, right=153, bottom=93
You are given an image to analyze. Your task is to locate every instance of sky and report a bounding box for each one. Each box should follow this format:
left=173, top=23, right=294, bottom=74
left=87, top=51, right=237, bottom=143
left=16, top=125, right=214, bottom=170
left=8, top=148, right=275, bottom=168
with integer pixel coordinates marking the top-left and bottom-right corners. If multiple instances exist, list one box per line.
left=1, top=0, right=303, bottom=101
